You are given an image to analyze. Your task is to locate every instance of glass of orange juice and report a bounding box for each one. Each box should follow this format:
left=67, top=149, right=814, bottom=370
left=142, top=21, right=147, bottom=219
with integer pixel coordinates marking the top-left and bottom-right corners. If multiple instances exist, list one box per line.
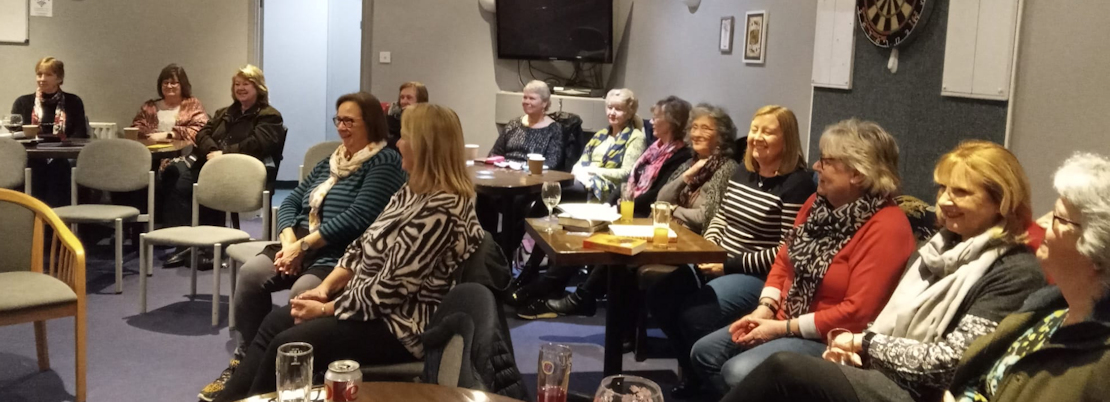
left=650, top=201, right=672, bottom=247
left=620, top=200, right=634, bottom=222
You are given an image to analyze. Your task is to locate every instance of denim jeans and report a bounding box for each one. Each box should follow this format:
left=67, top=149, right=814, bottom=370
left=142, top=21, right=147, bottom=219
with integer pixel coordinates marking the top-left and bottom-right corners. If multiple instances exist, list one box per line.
left=691, top=327, right=827, bottom=396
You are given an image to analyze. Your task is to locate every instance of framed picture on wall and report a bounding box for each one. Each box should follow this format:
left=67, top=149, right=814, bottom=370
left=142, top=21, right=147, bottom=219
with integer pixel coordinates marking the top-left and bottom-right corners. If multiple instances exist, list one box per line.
left=720, top=16, right=734, bottom=53
left=744, top=10, right=767, bottom=64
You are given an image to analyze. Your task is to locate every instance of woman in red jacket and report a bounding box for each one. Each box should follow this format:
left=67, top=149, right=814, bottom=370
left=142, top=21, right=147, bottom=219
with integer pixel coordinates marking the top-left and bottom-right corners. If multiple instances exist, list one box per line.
left=688, top=118, right=916, bottom=397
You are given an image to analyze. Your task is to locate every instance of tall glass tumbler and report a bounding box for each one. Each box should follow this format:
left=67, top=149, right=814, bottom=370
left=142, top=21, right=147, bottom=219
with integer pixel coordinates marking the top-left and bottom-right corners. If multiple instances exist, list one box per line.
left=537, top=343, right=572, bottom=402
left=276, top=342, right=314, bottom=402
left=650, top=201, right=673, bottom=246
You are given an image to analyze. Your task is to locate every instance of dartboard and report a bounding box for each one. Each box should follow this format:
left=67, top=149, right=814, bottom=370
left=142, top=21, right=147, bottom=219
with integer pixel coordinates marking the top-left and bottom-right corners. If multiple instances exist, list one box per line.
left=857, top=0, right=933, bottom=48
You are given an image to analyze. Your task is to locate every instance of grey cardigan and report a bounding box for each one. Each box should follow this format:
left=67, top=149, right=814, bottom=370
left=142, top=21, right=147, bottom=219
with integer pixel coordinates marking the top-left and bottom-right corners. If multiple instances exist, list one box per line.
left=657, top=158, right=739, bottom=235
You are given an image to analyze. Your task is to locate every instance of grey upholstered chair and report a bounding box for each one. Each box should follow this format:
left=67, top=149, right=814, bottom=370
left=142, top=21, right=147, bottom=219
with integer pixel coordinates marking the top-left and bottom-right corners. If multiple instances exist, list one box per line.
left=52, top=139, right=153, bottom=294
left=0, top=138, right=32, bottom=193
left=299, top=140, right=342, bottom=181
left=138, top=154, right=270, bottom=326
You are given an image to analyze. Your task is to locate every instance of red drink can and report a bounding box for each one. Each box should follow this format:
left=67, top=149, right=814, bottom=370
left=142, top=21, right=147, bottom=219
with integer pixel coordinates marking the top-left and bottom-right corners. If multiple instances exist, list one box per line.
left=325, top=360, right=362, bottom=402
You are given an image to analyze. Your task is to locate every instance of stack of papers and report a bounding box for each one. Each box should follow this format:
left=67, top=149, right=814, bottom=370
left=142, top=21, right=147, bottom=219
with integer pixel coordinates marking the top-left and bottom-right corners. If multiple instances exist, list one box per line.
left=609, top=224, right=678, bottom=242
left=556, top=203, right=621, bottom=224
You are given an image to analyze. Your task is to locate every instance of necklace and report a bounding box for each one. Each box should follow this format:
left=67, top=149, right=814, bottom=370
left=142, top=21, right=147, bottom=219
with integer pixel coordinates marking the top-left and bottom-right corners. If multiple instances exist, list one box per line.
left=757, top=170, right=779, bottom=188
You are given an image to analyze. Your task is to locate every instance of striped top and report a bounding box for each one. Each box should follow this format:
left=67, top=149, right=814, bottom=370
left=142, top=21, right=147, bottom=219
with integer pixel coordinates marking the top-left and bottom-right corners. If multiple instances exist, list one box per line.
left=277, top=148, right=407, bottom=270
left=702, top=168, right=816, bottom=276
left=334, top=186, right=484, bottom=358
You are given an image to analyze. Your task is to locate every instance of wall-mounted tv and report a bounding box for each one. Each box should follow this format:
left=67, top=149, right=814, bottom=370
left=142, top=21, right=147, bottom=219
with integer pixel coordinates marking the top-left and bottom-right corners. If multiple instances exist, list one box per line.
left=496, top=0, right=614, bottom=63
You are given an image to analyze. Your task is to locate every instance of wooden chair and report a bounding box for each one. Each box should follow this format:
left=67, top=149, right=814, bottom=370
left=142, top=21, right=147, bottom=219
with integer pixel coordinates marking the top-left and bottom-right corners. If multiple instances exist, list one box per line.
left=0, top=189, right=87, bottom=402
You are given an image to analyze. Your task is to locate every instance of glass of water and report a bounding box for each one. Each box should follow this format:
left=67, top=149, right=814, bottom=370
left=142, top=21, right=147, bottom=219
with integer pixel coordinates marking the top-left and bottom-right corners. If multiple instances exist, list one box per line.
left=276, top=342, right=314, bottom=402
left=541, top=181, right=562, bottom=233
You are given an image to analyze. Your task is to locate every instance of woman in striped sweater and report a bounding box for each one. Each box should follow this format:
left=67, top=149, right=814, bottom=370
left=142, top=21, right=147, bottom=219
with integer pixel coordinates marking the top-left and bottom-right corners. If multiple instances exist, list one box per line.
left=645, top=105, right=814, bottom=398
left=199, top=92, right=406, bottom=401
left=210, top=103, right=483, bottom=402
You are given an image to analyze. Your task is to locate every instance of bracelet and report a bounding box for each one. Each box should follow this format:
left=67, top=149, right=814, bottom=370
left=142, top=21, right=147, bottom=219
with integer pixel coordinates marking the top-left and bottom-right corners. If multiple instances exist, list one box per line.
left=785, top=319, right=794, bottom=337
left=758, top=301, right=778, bottom=312
left=758, top=297, right=778, bottom=312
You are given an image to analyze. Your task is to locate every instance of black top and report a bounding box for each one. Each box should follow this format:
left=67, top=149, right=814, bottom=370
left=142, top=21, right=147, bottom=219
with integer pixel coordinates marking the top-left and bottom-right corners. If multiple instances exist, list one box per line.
left=192, top=102, right=285, bottom=168
left=11, top=92, right=88, bottom=139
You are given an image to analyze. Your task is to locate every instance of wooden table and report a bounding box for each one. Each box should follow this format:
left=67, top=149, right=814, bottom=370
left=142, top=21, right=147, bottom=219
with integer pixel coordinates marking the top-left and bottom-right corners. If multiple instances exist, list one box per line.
left=471, top=163, right=574, bottom=256
left=24, top=137, right=191, bottom=160
left=525, top=217, right=727, bottom=376
left=236, top=381, right=524, bottom=402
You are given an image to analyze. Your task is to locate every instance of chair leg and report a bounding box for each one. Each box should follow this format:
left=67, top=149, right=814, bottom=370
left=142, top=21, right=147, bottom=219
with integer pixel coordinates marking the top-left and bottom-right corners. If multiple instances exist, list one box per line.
left=114, top=218, right=123, bottom=294
left=212, top=244, right=222, bottom=327
left=634, top=289, right=648, bottom=362
left=75, top=300, right=88, bottom=402
left=190, top=246, right=198, bottom=298
left=139, top=234, right=148, bottom=313
left=229, top=259, right=238, bottom=330
left=34, top=320, right=49, bottom=371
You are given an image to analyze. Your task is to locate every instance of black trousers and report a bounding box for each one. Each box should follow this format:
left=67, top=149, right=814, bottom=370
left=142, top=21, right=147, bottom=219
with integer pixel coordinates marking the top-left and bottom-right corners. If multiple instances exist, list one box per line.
left=720, top=352, right=860, bottom=402
left=644, top=266, right=723, bottom=380
left=214, top=305, right=418, bottom=401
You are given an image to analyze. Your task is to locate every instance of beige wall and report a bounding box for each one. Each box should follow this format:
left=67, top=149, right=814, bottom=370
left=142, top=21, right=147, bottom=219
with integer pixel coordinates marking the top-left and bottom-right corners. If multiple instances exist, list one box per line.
left=0, top=0, right=255, bottom=133
left=1009, top=1, right=1110, bottom=213
left=369, top=0, right=817, bottom=154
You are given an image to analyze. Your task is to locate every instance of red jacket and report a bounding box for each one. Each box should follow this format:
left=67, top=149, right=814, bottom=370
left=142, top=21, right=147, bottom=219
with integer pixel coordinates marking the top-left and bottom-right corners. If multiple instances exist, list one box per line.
left=761, top=194, right=915, bottom=339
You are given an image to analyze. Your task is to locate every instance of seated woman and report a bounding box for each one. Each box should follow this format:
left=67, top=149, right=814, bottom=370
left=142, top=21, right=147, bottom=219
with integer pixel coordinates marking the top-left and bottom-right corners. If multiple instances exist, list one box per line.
left=720, top=140, right=1049, bottom=402
left=162, top=65, right=285, bottom=267
left=645, top=105, right=813, bottom=398
left=656, top=103, right=741, bottom=234
left=487, top=80, right=563, bottom=166
left=688, top=118, right=916, bottom=397
left=384, top=81, right=427, bottom=149
left=197, top=92, right=405, bottom=401
left=944, top=153, right=1110, bottom=402
left=618, top=96, right=694, bottom=217
left=208, top=103, right=484, bottom=402
left=130, top=63, right=208, bottom=142
left=567, top=88, right=646, bottom=202
left=11, top=57, right=88, bottom=207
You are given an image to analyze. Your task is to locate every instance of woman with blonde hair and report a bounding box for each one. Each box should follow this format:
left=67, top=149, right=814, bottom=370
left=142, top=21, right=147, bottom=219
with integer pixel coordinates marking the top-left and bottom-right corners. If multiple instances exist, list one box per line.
left=721, top=140, right=1047, bottom=402
left=488, top=80, right=563, bottom=167
left=688, top=118, right=916, bottom=397
left=210, top=103, right=482, bottom=401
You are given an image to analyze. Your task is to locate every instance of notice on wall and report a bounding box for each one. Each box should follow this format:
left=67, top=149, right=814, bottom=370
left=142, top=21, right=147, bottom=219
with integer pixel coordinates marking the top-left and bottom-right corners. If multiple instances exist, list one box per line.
left=31, top=0, right=53, bottom=17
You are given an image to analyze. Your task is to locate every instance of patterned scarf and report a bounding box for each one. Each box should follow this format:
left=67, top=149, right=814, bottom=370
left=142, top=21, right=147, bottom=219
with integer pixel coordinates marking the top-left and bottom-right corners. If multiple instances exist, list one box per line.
left=308, top=141, right=386, bottom=232
left=677, top=154, right=728, bottom=208
left=32, top=89, right=67, bottom=139
left=580, top=125, right=635, bottom=200
left=627, top=139, right=682, bottom=199
left=783, top=194, right=888, bottom=318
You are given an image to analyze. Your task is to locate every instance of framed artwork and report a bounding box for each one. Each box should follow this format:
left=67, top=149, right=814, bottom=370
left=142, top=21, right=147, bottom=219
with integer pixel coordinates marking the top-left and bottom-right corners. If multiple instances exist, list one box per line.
left=719, top=16, right=734, bottom=53
left=744, top=10, right=767, bottom=64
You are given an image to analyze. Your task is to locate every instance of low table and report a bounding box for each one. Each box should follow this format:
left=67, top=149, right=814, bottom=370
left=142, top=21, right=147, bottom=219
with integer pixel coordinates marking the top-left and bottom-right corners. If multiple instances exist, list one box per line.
left=24, top=137, right=191, bottom=160
left=525, top=218, right=727, bottom=376
left=236, top=381, right=524, bottom=402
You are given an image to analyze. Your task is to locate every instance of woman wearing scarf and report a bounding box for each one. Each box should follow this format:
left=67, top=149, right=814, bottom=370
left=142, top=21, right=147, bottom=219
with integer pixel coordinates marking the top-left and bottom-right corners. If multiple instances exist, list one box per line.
left=11, top=57, right=88, bottom=140
left=688, top=118, right=916, bottom=397
left=655, top=103, right=741, bottom=234
left=646, top=105, right=813, bottom=398
left=198, top=92, right=406, bottom=401
left=130, top=64, right=209, bottom=142
left=720, top=140, right=1048, bottom=402
left=567, top=88, right=646, bottom=202
left=618, top=96, right=694, bottom=216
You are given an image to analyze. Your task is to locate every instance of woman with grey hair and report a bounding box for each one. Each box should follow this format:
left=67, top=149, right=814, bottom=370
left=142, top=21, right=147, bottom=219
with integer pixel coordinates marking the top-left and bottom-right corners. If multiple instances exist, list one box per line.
left=941, top=152, right=1110, bottom=402
left=568, top=88, right=646, bottom=202
left=655, top=103, right=740, bottom=234
left=687, top=118, right=915, bottom=397
left=616, top=96, right=694, bottom=216
left=488, top=80, right=563, bottom=167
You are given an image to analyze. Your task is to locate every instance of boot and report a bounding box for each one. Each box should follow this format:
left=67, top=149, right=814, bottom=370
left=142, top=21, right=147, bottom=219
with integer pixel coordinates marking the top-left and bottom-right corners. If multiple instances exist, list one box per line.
left=517, top=288, right=597, bottom=320
left=163, top=247, right=191, bottom=268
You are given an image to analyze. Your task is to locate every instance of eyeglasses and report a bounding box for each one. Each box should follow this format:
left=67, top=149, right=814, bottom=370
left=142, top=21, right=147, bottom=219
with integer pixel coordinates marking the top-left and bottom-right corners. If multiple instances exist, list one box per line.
left=1052, top=213, right=1081, bottom=228
left=816, top=156, right=840, bottom=169
left=332, top=116, right=358, bottom=128
left=162, top=81, right=181, bottom=87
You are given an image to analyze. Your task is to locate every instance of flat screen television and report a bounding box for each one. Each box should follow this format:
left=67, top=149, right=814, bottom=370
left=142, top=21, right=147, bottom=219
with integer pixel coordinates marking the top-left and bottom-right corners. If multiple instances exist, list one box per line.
left=496, top=0, right=614, bottom=63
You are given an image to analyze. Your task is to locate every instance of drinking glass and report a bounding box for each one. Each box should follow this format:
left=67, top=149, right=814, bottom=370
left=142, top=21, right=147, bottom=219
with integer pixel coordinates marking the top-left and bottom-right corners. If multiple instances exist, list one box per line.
left=537, top=343, right=572, bottom=402
left=650, top=201, right=672, bottom=246
left=4, top=114, right=22, bottom=134
left=825, top=328, right=853, bottom=365
left=541, top=181, right=562, bottom=233
left=593, top=375, right=664, bottom=402
left=619, top=184, right=635, bottom=223
left=276, top=342, right=314, bottom=402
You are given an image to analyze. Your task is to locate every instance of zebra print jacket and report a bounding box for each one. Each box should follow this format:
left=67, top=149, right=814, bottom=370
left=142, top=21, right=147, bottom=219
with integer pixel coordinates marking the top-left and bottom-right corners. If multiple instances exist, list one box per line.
left=334, top=185, right=483, bottom=358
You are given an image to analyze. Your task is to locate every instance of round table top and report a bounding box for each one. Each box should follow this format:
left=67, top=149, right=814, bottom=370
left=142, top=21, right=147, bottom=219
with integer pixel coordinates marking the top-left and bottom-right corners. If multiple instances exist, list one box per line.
left=469, top=163, right=574, bottom=196
left=23, top=137, right=190, bottom=160
left=236, top=381, right=523, bottom=402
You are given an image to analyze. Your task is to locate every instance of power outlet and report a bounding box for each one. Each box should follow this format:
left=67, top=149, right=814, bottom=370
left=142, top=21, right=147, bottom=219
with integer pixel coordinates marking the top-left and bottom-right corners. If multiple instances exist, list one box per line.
left=379, top=51, right=391, bottom=64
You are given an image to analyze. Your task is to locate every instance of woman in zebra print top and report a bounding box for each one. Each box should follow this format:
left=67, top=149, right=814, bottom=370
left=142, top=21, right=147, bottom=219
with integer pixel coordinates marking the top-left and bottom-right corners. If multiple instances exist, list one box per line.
left=211, top=104, right=483, bottom=402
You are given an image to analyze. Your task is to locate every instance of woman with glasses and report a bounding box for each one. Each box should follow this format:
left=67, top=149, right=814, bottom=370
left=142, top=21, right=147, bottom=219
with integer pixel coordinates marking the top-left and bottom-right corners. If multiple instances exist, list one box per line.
left=686, top=118, right=916, bottom=397
left=130, top=64, right=209, bottom=142
left=719, top=140, right=1048, bottom=402
left=655, top=103, right=741, bottom=234
left=645, top=105, right=813, bottom=398
left=199, top=92, right=406, bottom=401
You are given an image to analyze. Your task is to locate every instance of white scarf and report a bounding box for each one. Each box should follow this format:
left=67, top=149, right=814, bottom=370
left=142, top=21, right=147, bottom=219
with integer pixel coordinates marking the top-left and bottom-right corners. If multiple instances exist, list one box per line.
left=870, top=227, right=1013, bottom=342
left=308, top=141, right=385, bottom=232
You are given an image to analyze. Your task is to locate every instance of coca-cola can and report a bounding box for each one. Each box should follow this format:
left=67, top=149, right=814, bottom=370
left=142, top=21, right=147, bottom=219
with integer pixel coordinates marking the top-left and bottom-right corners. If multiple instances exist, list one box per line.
left=325, top=360, right=362, bottom=402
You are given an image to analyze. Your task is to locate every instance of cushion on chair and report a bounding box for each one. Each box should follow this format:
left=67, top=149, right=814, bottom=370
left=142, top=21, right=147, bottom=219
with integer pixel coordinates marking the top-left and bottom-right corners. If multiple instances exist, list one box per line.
left=636, top=264, right=680, bottom=290
left=0, top=272, right=78, bottom=312
left=227, top=241, right=278, bottom=263
left=144, top=226, right=252, bottom=247
left=53, top=204, right=141, bottom=223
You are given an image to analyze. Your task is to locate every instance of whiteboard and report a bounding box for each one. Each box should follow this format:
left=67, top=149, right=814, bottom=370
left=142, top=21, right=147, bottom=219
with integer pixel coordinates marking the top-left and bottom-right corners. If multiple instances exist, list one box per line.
left=0, top=0, right=30, bottom=44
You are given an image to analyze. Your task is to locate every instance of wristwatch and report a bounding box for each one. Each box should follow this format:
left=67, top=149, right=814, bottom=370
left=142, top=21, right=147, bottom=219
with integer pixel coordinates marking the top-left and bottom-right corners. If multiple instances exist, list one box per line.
left=300, top=240, right=311, bottom=253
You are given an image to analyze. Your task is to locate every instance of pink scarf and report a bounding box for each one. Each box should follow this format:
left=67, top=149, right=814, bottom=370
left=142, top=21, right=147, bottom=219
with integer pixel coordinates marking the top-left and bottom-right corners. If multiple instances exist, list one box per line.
left=32, top=89, right=67, bottom=139
left=627, top=139, right=683, bottom=198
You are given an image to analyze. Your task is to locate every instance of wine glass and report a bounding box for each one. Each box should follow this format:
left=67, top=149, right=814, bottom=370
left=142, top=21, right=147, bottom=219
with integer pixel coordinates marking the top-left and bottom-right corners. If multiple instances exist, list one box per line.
left=4, top=114, right=22, bottom=134
left=541, top=181, right=562, bottom=233
left=593, top=375, right=664, bottom=402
